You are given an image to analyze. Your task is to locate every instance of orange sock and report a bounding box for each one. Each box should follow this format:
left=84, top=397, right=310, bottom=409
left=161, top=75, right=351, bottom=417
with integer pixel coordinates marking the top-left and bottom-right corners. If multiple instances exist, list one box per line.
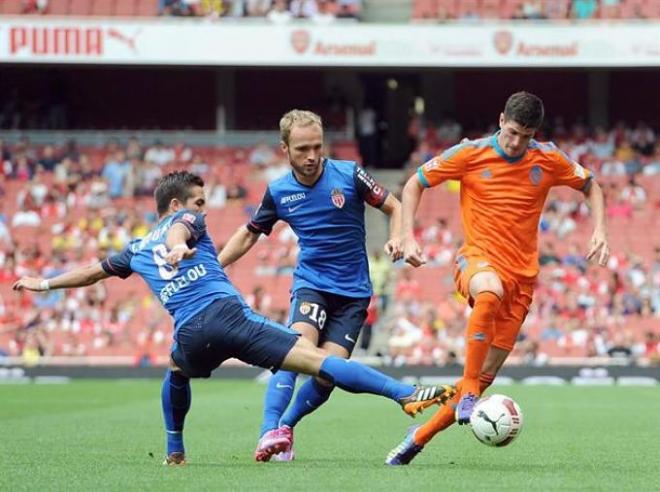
left=462, top=292, right=501, bottom=396
left=414, top=373, right=496, bottom=445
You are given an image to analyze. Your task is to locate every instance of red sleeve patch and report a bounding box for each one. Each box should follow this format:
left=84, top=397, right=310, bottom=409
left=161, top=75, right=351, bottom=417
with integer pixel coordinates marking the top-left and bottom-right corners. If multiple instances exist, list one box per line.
left=182, top=213, right=196, bottom=224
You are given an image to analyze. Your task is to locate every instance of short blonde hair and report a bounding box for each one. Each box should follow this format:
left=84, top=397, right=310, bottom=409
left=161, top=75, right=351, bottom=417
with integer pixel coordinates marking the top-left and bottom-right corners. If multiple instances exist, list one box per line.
left=279, top=109, right=323, bottom=145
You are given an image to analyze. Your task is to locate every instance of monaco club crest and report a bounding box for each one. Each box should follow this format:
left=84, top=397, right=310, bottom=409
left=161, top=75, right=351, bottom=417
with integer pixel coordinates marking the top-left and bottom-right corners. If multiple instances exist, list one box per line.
left=493, top=30, right=513, bottom=55
left=331, top=188, right=345, bottom=209
left=291, top=29, right=311, bottom=54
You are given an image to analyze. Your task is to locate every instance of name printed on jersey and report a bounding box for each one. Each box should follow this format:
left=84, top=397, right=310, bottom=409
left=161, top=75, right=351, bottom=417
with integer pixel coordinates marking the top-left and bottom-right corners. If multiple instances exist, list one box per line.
left=159, top=263, right=208, bottom=305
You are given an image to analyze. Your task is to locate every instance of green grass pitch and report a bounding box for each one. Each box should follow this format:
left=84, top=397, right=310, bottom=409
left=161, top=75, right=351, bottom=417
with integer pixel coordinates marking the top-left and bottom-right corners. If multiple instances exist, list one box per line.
left=1, top=380, right=658, bottom=491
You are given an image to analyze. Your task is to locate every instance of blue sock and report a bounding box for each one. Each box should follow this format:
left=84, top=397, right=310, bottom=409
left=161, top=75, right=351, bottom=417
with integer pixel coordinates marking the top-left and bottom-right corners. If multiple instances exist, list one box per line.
left=161, top=369, right=191, bottom=455
left=319, top=356, right=415, bottom=401
left=259, top=370, right=298, bottom=437
left=280, top=378, right=334, bottom=428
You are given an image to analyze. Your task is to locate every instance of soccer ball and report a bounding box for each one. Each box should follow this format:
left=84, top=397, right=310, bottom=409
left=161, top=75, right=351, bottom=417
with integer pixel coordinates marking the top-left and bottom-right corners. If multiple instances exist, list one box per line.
left=469, top=394, right=523, bottom=447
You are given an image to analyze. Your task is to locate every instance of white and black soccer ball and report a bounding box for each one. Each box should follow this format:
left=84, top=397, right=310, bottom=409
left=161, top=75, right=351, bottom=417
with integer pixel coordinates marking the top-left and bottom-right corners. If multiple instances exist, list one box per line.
left=469, top=394, right=523, bottom=447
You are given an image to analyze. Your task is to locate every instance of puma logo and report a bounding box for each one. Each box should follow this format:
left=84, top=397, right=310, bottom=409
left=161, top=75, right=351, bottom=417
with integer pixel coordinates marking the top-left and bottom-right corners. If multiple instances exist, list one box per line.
left=107, top=28, right=141, bottom=53
left=477, top=410, right=505, bottom=434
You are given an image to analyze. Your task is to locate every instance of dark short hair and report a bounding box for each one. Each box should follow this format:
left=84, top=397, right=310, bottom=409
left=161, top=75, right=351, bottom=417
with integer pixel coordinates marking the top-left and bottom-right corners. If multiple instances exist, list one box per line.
left=154, top=171, right=204, bottom=215
left=503, top=91, right=544, bottom=129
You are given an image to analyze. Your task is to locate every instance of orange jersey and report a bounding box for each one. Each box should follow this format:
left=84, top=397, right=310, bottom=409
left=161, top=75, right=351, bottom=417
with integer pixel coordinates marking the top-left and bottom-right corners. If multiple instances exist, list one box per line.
left=418, top=133, right=593, bottom=281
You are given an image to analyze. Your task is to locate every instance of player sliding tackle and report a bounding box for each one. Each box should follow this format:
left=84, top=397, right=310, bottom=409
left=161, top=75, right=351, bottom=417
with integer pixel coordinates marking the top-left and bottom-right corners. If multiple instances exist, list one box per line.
left=12, top=170, right=454, bottom=466
left=386, top=91, right=610, bottom=465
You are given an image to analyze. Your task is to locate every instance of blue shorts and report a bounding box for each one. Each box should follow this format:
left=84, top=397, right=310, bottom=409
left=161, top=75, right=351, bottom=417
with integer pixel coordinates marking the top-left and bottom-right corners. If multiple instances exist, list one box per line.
left=171, top=296, right=299, bottom=378
left=289, top=288, right=370, bottom=354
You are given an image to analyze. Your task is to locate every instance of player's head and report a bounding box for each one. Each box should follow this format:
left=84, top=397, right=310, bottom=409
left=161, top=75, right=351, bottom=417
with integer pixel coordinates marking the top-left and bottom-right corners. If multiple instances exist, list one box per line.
left=498, top=91, right=544, bottom=156
left=155, top=171, right=206, bottom=216
left=280, top=109, right=324, bottom=179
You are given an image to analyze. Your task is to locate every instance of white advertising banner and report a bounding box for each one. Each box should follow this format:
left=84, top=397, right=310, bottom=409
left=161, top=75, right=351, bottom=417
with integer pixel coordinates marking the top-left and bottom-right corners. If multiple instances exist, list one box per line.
left=0, top=18, right=658, bottom=67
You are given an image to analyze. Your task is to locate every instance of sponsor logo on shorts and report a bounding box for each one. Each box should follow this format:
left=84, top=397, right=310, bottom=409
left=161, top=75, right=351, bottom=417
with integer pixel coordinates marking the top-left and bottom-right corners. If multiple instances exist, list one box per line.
left=299, top=302, right=311, bottom=315
left=344, top=334, right=356, bottom=344
left=472, top=332, right=487, bottom=342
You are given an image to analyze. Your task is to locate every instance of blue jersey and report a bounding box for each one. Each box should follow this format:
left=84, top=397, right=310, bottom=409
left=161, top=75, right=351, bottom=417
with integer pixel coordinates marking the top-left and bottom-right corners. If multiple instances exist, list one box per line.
left=101, top=209, right=240, bottom=330
left=248, top=159, right=388, bottom=298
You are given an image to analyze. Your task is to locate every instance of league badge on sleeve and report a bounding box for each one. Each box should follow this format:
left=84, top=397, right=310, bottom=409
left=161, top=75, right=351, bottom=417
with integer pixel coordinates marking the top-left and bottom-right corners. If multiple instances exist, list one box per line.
left=331, top=188, right=345, bottom=209
left=182, top=213, right=196, bottom=224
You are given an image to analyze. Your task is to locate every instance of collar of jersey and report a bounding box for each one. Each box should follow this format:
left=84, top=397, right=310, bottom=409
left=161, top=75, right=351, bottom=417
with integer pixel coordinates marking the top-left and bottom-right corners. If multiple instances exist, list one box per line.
left=291, top=159, right=326, bottom=188
left=491, top=132, right=526, bottom=164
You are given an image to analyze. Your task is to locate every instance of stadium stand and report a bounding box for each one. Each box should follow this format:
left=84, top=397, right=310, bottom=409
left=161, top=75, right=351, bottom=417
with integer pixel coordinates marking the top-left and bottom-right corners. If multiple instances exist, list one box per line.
left=0, top=123, right=657, bottom=366
left=411, top=0, right=659, bottom=20
left=1, top=0, right=361, bottom=18
left=4, top=0, right=657, bottom=19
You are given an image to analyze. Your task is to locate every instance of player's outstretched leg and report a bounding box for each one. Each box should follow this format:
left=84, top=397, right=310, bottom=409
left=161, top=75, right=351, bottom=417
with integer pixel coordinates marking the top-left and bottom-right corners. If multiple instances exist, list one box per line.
left=386, top=373, right=495, bottom=466
left=161, top=369, right=191, bottom=465
left=255, top=370, right=298, bottom=462
left=282, top=344, right=455, bottom=416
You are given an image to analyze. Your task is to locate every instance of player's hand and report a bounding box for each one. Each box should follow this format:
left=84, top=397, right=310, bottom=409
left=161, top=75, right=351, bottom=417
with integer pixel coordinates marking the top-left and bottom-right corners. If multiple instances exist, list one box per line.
left=402, top=237, right=426, bottom=268
left=586, top=228, right=610, bottom=266
left=12, top=277, right=46, bottom=292
left=165, top=245, right=197, bottom=267
left=384, top=238, right=403, bottom=262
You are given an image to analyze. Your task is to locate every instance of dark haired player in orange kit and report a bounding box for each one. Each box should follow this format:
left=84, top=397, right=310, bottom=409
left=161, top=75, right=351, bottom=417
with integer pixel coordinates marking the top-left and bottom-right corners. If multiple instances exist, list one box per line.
left=386, top=91, right=610, bottom=465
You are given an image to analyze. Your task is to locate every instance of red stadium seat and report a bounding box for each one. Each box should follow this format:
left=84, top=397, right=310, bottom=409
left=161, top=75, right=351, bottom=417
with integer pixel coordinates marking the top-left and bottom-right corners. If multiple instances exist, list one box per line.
left=114, top=0, right=136, bottom=16
left=481, top=0, right=502, bottom=19
left=434, top=0, right=458, bottom=18
left=500, top=0, right=522, bottom=18
left=412, top=0, right=438, bottom=19
left=69, top=0, right=92, bottom=15
left=1, top=0, right=24, bottom=14
left=455, top=0, right=479, bottom=18
left=619, top=0, right=645, bottom=18
left=91, top=0, right=115, bottom=16
left=135, top=0, right=159, bottom=16
left=641, top=0, right=659, bottom=18
left=46, top=0, right=70, bottom=15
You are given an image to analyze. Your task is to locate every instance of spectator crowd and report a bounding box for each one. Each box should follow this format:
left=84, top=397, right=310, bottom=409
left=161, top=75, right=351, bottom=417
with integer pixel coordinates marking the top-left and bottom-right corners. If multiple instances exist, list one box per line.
left=0, top=120, right=657, bottom=367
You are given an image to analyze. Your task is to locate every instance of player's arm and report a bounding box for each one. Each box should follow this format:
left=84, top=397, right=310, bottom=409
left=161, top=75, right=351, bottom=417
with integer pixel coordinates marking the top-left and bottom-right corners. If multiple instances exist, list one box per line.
left=217, top=187, right=278, bottom=268
left=402, top=147, right=467, bottom=267
left=164, top=211, right=207, bottom=267
left=15, top=242, right=138, bottom=292
left=380, top=194, right=403, bottom=261
left=583, top=179, right=610, bottom=266
left=217, top=226, right=260, bottom=268
left=12, top=262, right=111, bottom=293
left=551, top=147, right=610, bottom=266
left=353, top=165, right=402, bottom=261
left=401, top=174, right=427, bottom=267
